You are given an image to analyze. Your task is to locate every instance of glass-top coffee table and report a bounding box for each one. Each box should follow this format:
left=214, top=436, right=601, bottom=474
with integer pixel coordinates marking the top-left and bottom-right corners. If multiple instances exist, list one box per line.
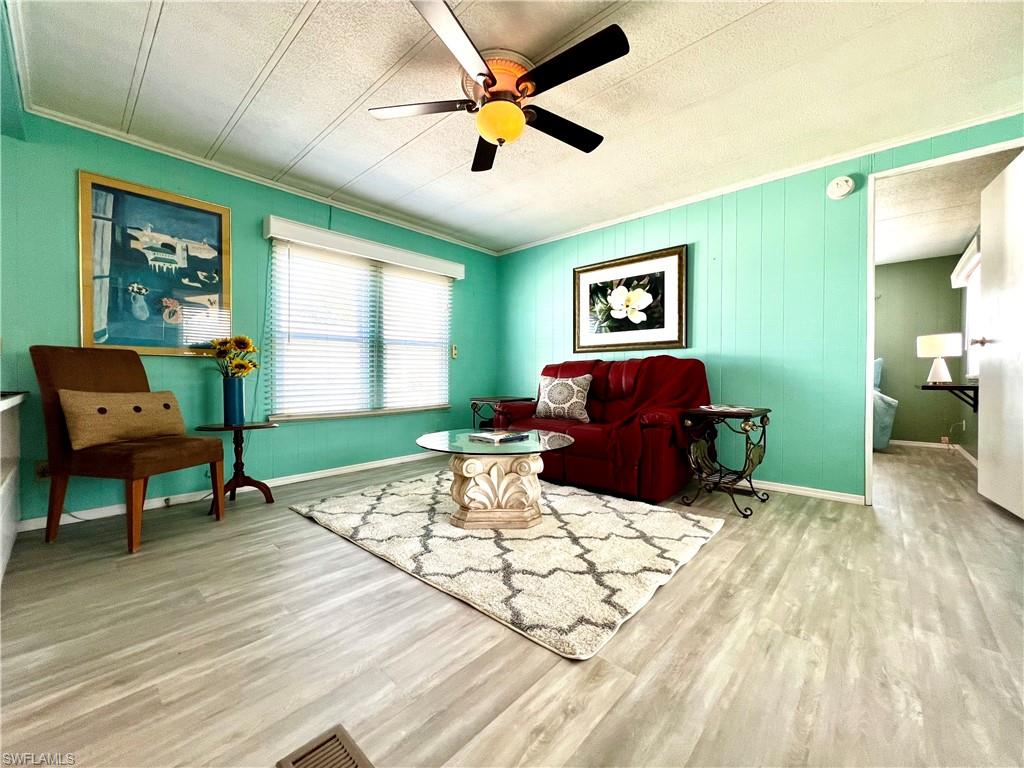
left=416, top=429, right=574, bottom=529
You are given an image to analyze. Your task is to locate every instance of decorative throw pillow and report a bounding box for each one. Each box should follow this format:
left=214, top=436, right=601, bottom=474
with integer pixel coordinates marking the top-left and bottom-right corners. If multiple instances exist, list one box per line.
left=58, top=390, right=186, bottom=450
left=535, top=374, right=593, bottom=423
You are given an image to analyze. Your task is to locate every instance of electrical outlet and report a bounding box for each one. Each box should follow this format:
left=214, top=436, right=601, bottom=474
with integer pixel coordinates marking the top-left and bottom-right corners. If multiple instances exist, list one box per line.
left=34, top=460, right=49, bottom=480
left=451, top=344, right=458, bottom=360
left=940, top=435, right=950, bottom=445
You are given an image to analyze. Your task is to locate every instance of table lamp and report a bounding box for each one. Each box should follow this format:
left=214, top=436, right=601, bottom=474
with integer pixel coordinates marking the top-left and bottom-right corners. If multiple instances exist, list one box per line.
left=916, top=333, right=962, bottom=383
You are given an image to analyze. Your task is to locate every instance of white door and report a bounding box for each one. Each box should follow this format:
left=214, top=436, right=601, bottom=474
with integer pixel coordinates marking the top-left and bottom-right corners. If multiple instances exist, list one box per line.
left=978, top=152, right=1024, bottom=518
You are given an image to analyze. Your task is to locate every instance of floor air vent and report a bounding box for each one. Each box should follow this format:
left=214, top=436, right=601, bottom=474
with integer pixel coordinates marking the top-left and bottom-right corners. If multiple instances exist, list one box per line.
left=276, top=724, right=374, bottom=768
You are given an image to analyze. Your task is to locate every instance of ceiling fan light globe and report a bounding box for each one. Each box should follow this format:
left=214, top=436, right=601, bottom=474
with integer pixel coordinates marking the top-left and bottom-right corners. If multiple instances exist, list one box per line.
left=476, top=100, right=525, bottom=146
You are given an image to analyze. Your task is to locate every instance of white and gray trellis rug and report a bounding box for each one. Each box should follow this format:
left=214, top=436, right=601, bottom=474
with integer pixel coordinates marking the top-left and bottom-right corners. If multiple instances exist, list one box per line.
left=292, top=470, right=723, bottom=659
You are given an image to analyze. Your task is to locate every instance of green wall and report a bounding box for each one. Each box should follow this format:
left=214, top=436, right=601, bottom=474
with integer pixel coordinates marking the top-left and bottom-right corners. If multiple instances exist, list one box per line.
left=496, top=114, right=1023, bottom=496
left=958, top=289, right=979, bottom=457
left=1, top=106, right=498, bottom=520
left=874, top=255, right=971, bottom=444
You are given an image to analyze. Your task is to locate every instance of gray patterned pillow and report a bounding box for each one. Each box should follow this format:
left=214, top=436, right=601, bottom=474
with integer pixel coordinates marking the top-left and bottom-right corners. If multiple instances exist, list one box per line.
left=535, top=374, right=592, bottom=423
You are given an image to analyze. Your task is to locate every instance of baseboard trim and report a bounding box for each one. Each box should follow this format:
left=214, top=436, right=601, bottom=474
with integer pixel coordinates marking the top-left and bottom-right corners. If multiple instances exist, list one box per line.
left=19, top=449, right=868, bottom=529
left=751, top=480, right=865, bottom=506
left=953, top=444, right=979, bottom=467
left=17, top=451, right=437, bottom=532
left=886, top=439, right=978, bottom=467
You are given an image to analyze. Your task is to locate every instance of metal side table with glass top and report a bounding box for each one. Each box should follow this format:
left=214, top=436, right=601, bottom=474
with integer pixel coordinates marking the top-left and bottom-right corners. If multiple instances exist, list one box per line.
left=416, top=429, right=573, bottom=529
left=678, top=406, right=771, bottom=518
left=469, top=396, right=535, bottom=429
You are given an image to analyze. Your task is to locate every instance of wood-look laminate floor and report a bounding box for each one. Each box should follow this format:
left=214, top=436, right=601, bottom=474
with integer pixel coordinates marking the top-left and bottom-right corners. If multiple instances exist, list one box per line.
left=1, top=446, right=1021, bottom=767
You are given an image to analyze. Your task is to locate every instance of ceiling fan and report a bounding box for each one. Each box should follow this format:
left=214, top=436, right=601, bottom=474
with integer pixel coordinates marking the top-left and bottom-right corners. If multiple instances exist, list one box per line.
left=369, top=1, right=630, bottom=172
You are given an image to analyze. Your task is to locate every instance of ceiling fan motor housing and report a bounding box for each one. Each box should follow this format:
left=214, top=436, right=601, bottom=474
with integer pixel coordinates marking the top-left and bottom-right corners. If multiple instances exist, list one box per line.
left=461, top=51, right=536, bottom=147
left=461, top=51, right=535, bottom=101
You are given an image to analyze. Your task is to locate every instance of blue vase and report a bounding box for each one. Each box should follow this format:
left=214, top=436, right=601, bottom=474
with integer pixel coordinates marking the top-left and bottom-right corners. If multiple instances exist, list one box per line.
left=223, top=377, right=245, bottom=426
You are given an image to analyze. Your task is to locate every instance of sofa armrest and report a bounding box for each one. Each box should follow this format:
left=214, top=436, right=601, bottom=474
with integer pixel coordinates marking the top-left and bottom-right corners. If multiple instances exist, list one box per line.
left=639, top=407, right=700, bottom=450
left=492, top=400, right=537, bottom=428
left=639, top=407, right=689, bottom=429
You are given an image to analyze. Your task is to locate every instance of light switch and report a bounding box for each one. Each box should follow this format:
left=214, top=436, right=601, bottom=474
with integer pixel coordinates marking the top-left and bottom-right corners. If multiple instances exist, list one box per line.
left=451, top=344, right=458, bottom=359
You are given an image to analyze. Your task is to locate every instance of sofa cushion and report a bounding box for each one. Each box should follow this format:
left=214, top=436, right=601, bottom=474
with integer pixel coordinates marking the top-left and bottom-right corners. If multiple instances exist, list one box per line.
left=565, top=423, right=613, bottom=459
left=535, top=374, right=592, bottom=422
left=69, top=435, right=223, bottom=478
left=58, top=389, right=185, bottom=450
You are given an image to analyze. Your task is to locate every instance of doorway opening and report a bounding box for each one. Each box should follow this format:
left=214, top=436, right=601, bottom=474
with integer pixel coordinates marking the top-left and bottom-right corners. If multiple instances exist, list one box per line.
left=865, top=141, right=1023, bottom=506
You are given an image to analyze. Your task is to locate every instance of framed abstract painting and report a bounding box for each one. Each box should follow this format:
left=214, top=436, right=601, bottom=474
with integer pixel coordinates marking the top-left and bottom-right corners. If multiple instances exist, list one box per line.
left=79, top=171, right=232, bottom=356
left=573, top=245, right=687, bottom=353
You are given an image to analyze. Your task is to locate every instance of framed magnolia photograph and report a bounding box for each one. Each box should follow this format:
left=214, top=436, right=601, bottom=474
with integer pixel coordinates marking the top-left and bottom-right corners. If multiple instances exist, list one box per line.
left=573, top=245, right=687, bottom=353
left=79, top=171, right=232, bottom=356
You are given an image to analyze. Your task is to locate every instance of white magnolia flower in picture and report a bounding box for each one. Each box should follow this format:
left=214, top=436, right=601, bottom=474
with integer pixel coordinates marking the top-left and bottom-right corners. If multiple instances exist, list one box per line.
left=608, top=285, right=654, bottom=324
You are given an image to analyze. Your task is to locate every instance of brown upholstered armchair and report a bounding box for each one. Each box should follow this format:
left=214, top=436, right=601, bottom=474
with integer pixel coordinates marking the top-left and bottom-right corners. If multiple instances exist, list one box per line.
left=30, top=346, right=225, bottom=553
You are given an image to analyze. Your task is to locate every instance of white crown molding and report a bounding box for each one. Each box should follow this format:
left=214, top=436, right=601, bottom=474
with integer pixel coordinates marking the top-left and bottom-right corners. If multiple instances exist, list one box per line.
left=4, top=0, right=496, bottom=254
left=5, top=0, right=1020, bottom=260
left=495, top=109, right=1023, bottom=256
left=12, top=100, right=500, bottom=258
left=16, top=451, right=437, bottom=532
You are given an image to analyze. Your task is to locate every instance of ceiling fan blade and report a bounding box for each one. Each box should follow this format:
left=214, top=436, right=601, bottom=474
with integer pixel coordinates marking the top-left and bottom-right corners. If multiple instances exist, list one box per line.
left=517, top=25, right=629, bottom=97
left=525, top=106, right=603, bottom=153
left=471, top=136, right=497, bottom=172
left=369, top=99, right=476, bottom=119
left=412, top=1, right=495, bottom=87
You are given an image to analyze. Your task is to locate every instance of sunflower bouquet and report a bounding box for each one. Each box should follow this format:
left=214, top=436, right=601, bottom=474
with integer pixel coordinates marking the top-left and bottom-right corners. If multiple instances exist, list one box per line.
left=210, top=335, right=260, bottom=378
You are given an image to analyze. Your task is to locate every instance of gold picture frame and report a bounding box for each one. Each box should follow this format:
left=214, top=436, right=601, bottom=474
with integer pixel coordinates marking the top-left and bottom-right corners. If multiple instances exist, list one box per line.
left=573, top=245, right=687, bottom=353
left=79, top=171, right=232, bottom=356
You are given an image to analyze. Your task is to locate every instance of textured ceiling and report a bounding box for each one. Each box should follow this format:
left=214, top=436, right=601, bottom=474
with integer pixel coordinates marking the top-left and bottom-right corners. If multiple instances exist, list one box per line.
left=875, top=148, right=1022, bottom=265
left=9, top=1, right=1024, bottom=253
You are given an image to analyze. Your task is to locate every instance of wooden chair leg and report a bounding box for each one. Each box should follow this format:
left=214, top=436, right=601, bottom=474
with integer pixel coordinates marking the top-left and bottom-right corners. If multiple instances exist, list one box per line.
left=210, top=460, right=225, bottom=521
left=45, top=474, right=69, bottom=543
left=125, top=478, right=145, bottom=554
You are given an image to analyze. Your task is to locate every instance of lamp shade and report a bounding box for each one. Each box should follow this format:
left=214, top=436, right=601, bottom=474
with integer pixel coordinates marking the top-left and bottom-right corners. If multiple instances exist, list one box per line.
left=916, top=333, right=963, bottom=358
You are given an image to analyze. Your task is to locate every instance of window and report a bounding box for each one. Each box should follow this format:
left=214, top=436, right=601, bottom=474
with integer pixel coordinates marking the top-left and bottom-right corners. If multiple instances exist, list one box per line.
left=964, top=265, right=981, bottom=379
left=268, top=239, right=451, bottom=418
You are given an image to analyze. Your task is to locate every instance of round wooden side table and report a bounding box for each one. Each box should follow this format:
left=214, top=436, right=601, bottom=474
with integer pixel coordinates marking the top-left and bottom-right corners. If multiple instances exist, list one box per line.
left=196, top=422, right=279, bottom=510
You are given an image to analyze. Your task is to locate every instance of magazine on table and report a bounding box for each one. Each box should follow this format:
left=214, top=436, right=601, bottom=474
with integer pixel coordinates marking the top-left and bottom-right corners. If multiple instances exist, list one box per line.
left=469, top=430, right=531, bottom=444
left=700, top=404, right=757, bottom=413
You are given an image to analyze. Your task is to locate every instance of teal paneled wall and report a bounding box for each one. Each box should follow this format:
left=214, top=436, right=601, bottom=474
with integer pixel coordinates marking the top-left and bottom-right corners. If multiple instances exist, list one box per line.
left=497, top=114, right=1023, bottom=496
left=1, top=113, right=498, bottom=519
left=875, top=255, right=967, bottom=444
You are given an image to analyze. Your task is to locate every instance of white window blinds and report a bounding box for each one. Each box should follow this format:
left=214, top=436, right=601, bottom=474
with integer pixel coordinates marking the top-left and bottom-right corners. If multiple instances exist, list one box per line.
left=269, top=239, right=451, bottom=419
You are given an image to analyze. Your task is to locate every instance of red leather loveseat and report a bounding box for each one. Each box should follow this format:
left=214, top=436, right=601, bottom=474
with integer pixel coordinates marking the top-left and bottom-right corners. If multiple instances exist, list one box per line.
left=493, top=356, right=710, bottom=502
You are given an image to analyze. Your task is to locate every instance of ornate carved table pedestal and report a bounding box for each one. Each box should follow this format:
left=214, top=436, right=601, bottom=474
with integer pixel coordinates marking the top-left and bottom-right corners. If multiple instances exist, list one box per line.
left=416, top=429, right=575, bottom=529
left=678, top=406, right=771, bottom=518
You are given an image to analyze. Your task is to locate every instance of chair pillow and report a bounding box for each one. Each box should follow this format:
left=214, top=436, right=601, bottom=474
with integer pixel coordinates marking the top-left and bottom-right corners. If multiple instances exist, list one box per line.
left=535, top=374, right=593, bottom=423
left=58, top=390, right=186, bottom=450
